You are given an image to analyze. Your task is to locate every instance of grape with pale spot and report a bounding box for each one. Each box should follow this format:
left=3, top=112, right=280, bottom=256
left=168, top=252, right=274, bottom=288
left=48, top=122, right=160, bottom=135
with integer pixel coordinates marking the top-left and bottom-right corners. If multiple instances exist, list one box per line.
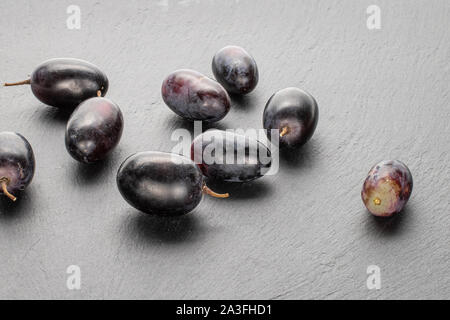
left=361, top=160, right=413, bottom=217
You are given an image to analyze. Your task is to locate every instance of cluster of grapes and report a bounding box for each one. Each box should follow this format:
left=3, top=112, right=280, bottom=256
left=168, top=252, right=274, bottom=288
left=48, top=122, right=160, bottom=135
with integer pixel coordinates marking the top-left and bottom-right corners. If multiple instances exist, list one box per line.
left=2, top=46, right=412, bottom=218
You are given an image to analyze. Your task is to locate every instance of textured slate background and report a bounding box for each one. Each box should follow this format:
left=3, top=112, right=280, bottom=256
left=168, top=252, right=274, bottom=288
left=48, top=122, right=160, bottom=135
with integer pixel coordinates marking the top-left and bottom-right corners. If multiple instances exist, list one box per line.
left=0, top=0, right=449, bottom=299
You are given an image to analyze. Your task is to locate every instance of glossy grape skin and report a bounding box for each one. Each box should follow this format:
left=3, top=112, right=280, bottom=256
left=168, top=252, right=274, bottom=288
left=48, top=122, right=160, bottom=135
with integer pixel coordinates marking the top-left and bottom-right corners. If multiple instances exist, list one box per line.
left=30, top=58, right=108, bottom=110
left=65, top=97, right=123, bottom=164
left=117, top=152, right=205, bottom=216
left=161, top=69, right=231, bottom=122
left=263, top=87, right=319, bottom=148
left=191, top=130, right=272, bottom=182
left=212, top=46, right=259, bottom=95
left=361, top=160, right=413, bottom=217
left=0, top=132, right=35, bottom=200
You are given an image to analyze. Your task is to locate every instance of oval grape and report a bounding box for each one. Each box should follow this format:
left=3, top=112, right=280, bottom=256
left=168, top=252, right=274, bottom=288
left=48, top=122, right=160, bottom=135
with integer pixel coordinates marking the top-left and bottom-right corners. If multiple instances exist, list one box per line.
left=65, top=97, right=123, bottom=164
left=0, top=132, right=35, bottom=201
left=361, top=160, right=413, bottom=217
left=161, top=69, right=231, bottom=122
left=117, top=152, right=228, bottom=216
left=263, top=87, right=319, bottom=148
left=212, top=45, right=259, bottom=95
left=191, top=130, right=272, bottom=182
left=5, top=58, right=108, bottom=111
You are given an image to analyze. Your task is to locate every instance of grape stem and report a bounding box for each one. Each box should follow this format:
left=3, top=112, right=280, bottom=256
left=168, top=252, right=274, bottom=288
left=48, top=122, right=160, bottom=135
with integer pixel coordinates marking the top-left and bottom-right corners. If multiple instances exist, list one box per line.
left=202, top=184, right=229, bottom=198
left=4, top=79, right=31, bottom=86
left=280, top=126, right=290, bottom=137
left=97, top=90, right=102, bottom=97
left=0, top=177, right=17, bottom=202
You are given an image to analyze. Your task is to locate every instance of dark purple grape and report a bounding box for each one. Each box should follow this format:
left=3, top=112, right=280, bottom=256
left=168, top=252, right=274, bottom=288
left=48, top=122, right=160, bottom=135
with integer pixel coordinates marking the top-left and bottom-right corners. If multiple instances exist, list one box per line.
left=263, top=87, right=319, bottom=148
left=4, top=58, right=108, bottom=111
left=0, top=132, right=35, bottom=201
left=212, top=46, right=259, bottom=95
left=191, top=130, right=272, bottom=182
left=65, top=97, right=123, bottom=164
left=362, top=160, right=413, bottom=217
left=161, top=69, right=231, bottom=122
left=117, top=152, right=228, bottom=216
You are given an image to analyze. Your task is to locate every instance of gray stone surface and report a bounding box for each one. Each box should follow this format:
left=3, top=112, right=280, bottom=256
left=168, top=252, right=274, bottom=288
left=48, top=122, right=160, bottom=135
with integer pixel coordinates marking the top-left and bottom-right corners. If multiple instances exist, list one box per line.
left=0, top=0, right=449, bottom=299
